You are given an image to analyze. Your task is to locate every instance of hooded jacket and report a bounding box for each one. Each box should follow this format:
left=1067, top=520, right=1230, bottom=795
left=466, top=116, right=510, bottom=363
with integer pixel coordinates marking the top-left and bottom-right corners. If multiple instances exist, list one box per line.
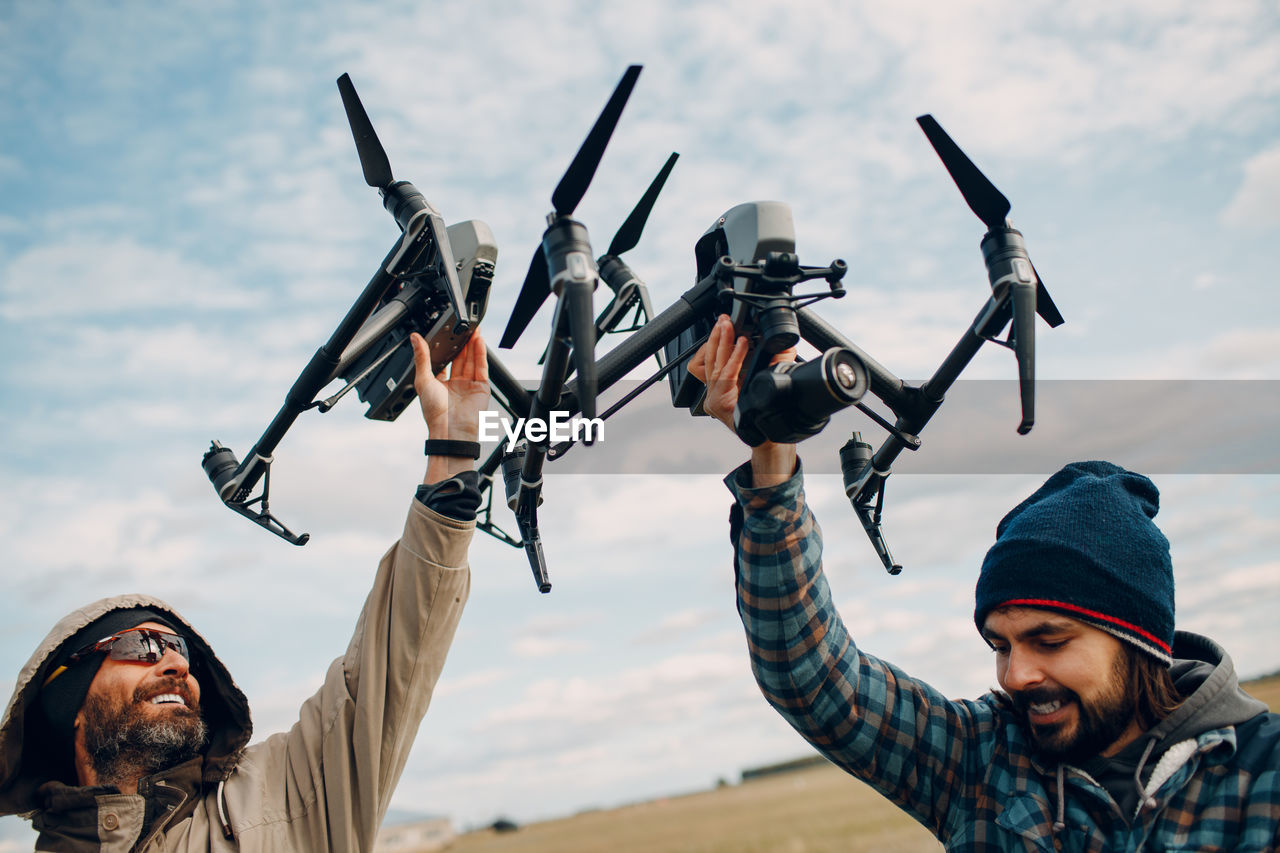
left=727, top=461, right=1280, bottom=851
left=0, top=495, right=472, bottom=852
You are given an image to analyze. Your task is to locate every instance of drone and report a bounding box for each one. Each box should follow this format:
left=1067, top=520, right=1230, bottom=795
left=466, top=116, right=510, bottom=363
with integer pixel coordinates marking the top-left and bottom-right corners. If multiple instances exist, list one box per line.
left=204, top=66, right=1063, bottom=590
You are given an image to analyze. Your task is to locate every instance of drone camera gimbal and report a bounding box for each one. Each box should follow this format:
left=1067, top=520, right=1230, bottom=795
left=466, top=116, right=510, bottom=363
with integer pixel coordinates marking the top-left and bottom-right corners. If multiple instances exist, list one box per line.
left=661, top=202, right=865, bottom=446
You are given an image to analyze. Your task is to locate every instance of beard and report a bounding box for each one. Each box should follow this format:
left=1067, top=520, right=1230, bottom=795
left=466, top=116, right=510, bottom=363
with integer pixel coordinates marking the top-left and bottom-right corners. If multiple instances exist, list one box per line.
left=1008, top=649, right=1137, bottom=765
left=81, top=677, right=208, bottom=788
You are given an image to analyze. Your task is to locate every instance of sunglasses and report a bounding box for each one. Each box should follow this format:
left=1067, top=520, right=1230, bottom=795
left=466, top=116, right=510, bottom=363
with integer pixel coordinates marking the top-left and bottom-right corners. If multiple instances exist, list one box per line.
left=43, top=627, right=191, bottom=687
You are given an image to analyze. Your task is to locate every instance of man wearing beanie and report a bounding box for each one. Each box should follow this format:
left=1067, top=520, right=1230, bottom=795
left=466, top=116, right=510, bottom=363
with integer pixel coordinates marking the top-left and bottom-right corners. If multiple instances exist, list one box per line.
left=0, top=331, right=490, bottom=851
left=692, top=316, right=1279, bottom=850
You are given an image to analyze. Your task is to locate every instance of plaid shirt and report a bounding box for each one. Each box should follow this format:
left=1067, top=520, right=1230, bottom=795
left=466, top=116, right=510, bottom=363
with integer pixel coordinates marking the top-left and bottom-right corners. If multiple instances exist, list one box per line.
left=727, top=461, right=1280, bottom=852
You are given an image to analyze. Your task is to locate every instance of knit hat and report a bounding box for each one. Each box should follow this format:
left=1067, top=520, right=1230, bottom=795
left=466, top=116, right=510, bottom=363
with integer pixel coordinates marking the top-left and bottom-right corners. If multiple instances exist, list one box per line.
left=40, top=607, right=181, bottom=745
left=974, top=461, right=1175, bottom=665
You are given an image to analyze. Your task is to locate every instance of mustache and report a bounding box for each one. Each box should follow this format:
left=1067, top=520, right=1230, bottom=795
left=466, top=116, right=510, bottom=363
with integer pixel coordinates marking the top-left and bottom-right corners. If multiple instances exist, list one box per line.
left=131, top=676, right=199, bottom=712
left=1009, top=685, right=1077, bottom=716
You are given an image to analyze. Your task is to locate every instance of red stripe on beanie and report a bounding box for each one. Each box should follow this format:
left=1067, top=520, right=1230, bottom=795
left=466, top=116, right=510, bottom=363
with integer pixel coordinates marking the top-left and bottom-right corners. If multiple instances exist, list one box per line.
left=997, top=598, right=1173, bottom=655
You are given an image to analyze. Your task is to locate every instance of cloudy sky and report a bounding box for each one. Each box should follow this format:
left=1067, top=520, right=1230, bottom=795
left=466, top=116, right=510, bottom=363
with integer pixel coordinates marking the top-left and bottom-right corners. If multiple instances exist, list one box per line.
left=2, top=0, right=1278, bottom=841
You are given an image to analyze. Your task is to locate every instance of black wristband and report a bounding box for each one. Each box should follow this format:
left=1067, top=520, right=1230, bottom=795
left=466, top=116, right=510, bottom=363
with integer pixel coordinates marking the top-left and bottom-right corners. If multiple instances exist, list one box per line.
left=424, top=439, right=481, bottom=459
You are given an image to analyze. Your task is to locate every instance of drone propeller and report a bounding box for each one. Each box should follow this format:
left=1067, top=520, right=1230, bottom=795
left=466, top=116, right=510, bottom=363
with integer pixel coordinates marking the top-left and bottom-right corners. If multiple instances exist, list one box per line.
left=916, top=114, right=1010, bottom=231
left=337, top=73, right=394, bottom=190
left=500, top=65, right=643, bottom=350
left=915, top=114, right=1063, bottom=327
left=538, top=152, right=678, bottom=366
left=917, top=114, right=1065, bottom=434
left=608, top=151, right=678, bottom=258
left=553, top=64, right=643, bottom=219
left=504, top=250, right=551, bottom=351
left=337, top=73, right=470, bottom=336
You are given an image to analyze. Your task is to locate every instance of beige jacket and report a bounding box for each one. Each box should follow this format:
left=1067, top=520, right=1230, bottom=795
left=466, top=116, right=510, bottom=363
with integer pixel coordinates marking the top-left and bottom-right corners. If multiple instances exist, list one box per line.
left=0, top=498, right=472, bottom=851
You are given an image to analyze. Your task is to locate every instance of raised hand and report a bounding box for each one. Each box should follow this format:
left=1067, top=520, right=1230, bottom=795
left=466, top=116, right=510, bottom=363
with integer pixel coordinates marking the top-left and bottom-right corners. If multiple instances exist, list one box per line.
left=412, top=332, right=490, bottom=482
left=687, top=314, right=797, bottom=486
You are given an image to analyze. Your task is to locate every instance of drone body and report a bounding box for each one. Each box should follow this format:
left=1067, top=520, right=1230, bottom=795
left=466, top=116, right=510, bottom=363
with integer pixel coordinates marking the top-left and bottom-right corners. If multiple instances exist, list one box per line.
left=203, top=72, right=1066, bottom=591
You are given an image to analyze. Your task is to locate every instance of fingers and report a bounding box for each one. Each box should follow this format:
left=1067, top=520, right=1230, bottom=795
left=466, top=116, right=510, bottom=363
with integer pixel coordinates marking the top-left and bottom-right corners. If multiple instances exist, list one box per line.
left=703, top=316, right=746, bottom=386
left=449, top=333, right=470, bottom=380
left=429, top=331, right=487, bottom=386
left=470, top=332, right=489, bottom=383
left=719, top=333, right=748, bottom=382
left=712, top=315, right=737, bottom=373
left=446, top=331, right=488, bottom=383
left=410, top=331, right=428, bottom=370
left=690, top=314, right=739, bottom=383
left=411, top=332, right=439, bottom=389
left=688, top=324, right=715, bottom=382
left=688, top=347, right=706, bottom=382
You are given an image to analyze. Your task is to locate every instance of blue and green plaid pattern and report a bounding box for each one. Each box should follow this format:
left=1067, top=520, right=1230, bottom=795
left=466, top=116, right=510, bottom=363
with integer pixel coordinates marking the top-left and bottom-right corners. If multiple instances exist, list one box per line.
left=726, top=461, right=1280, bottom=851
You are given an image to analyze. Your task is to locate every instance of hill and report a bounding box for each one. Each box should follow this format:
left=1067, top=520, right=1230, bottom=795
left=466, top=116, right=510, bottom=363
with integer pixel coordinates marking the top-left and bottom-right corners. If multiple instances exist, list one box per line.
left=447, top=674, right=1280, bottom=853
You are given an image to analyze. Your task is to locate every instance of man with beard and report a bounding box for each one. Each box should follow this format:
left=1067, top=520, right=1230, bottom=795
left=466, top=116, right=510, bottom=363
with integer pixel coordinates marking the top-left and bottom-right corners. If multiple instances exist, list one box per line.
left=691, top=314, right=1280, bottom=850
left=0, top=330, right=489, bottom=851
left=47, top=615, right=208, bottom=796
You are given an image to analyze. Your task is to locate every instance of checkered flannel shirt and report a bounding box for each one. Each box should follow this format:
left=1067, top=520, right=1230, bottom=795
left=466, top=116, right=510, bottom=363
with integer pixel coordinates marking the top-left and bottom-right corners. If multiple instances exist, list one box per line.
left=726, top=460, right=1280, bottom=851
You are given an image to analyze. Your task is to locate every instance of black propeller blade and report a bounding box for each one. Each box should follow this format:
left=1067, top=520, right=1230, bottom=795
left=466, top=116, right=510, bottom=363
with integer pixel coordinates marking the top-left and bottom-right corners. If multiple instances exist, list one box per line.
left=608, top=151, right=678, bottom=257
left=1031, top=264, right=1064, bottom=328
left=918, top=113, right=1064, bottom=330
left=500, top=65, right=643, bottom=349
left=537, top=152, right=679, bottom=366
left=504, top=247, right=551, bottom=350
left=337, top=73, right=394, bottom=189
left=916, top=114, right=1010, bottom=231
left=552, top=65, right=643, bottom=218
left=336, top=73, right=470, bottom=336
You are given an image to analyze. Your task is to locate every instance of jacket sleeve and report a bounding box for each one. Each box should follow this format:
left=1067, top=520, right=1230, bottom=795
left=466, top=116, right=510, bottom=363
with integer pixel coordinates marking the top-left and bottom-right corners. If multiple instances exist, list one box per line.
left=225, top=496, right=472, bottom=851
left=727, top=459, right=997, bottom=838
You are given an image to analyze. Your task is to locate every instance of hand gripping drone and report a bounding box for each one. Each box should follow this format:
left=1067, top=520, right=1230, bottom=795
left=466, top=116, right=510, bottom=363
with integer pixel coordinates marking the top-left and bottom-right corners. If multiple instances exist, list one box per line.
left=203, top=67, right=1063, bottom=592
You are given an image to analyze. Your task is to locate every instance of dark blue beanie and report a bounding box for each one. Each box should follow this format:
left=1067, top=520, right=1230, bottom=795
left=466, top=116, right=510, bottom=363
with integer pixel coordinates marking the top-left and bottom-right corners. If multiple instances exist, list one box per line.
left=974, top=461, right=1175, bottom=665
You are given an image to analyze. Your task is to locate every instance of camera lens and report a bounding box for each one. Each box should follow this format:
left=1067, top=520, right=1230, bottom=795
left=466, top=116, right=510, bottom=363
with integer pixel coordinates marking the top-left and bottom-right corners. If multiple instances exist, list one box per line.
left=794, top=347, right=867, bottom=413
left=737, top=347, right=868, bottom=445
left=757, top=304, right=800, bottom=354
left=769, top=347, right=867, bottom=426
left=825, top=349, right=867, bottom=401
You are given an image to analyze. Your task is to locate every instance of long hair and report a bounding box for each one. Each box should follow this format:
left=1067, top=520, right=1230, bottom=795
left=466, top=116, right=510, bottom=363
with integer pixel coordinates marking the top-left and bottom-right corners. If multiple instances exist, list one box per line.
left=1127, top=644, right=1183, bottom=728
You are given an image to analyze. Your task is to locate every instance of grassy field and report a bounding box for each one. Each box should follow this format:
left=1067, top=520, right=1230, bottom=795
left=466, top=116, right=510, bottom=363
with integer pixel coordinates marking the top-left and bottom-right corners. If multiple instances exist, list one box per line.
left=448, top=675, right=1280, bottom=853
left=452, top=763, right=940, bottom=853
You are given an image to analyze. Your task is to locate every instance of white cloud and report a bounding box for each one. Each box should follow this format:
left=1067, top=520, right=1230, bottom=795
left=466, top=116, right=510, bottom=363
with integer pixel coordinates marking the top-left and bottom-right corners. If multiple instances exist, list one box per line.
left=1123, top=329, right=1280, bottom=379
left=476, top=651, right=745, bottom=733
left=1222, top=144, right=1280, bottom=228
left=861, top=1, right=1280, bottom=157
left=0, top=239, right=256, bottom=321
